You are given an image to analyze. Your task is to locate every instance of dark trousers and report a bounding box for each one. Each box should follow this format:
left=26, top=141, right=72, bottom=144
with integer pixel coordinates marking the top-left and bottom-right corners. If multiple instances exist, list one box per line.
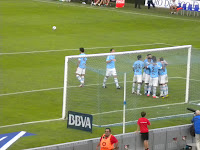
left=135, top=0, right=141, bottom=8
left=148, top=1, right=155, bottom=9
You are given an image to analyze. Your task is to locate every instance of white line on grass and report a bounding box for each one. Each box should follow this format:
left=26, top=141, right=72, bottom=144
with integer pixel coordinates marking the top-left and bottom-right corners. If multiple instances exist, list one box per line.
left=0, top=118, right=62, bottom=129
left=0, top=43, right=167, bottom=55
left=33, top=0, right=200, bottom=23
left=1, top=76, right=199, bottom=97
left=92, top=102, right=186, bottom=116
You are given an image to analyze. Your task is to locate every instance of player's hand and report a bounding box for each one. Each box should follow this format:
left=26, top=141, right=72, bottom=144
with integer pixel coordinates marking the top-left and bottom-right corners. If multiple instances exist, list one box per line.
left=96, top=146, right=99, bottom=150
left=135, top=130, right=139, bottom=134
left=112, top=59, right=116, bottom=61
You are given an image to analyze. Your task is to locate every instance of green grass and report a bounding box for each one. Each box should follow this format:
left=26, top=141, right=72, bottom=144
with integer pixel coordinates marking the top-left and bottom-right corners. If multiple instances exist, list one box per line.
left=1, top=0, right=200, bottom=149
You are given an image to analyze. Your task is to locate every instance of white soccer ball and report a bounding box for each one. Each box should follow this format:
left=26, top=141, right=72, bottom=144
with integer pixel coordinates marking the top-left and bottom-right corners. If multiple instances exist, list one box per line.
left=52, top=26, right=56, bottom=30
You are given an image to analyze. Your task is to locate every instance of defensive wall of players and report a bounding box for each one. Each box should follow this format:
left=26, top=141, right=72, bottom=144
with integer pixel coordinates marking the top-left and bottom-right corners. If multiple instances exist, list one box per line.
left=25, top=124, right=196, bottom=150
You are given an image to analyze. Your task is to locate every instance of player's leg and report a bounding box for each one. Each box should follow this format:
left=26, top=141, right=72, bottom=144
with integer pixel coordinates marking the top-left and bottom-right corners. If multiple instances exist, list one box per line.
left=147, top=77, right=152, bottom=96
left=165, top=74, right=169, bottom=97
left=76, top=67, right=82, bottom=84
left=102, top=69, right=109, bottom=88
left=145, top=74, right=150, bottom=95
left=80, top=69, right=86, bottom=87
left=132, top=75, right=137, bottom=94
left=152, top=77, right=159, bottom=98
left=113, top=69, right=120, bottom=89
left=137, top=75, right=142, bottom=95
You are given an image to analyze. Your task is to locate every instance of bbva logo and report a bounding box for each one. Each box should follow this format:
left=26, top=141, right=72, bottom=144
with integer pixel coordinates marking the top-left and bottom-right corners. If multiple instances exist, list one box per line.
left=67, top=111, right=93, bottom=132
left=68, top=114, right=91, bottom=129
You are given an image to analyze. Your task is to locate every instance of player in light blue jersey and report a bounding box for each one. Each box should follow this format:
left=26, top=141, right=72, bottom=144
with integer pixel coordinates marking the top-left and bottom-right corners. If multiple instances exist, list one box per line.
left=143, top=54, right=152, bottom=95
left=146, top=56, right=162, bottom=98
left=158, top=57, right=168, bottom=98
left=76, top=48, right=87, bottom=87
left=132, top=55, right=144, bottom=95
left=102, top=49, right=120, bottom=89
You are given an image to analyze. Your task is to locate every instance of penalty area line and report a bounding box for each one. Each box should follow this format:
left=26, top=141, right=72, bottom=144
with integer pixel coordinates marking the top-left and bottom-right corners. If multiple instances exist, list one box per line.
left=0, top=43, right=166, bottom=55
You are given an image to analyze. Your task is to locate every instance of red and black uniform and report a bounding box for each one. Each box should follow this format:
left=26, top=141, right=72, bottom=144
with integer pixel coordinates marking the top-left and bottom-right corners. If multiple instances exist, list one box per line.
left=137, top=117, right=151, bottom=140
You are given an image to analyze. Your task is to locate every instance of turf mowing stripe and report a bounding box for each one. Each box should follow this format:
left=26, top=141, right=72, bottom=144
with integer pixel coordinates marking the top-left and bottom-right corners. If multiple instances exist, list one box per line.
left=0, top=76, right=199, bottom=96
left=33, top=0, right=200, bottom=23
left=0, top=43, right=167, bottom=55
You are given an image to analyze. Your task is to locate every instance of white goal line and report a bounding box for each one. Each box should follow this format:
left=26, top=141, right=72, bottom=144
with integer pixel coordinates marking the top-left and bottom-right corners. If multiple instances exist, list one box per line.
left=0, top=43, right=167, bottom=55
left=1, top=76, right=199, bottom=97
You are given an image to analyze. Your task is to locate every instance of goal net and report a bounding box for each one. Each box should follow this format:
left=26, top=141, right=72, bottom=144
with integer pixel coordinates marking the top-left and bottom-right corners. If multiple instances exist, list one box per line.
left=62, top=45, right=200, bottom=130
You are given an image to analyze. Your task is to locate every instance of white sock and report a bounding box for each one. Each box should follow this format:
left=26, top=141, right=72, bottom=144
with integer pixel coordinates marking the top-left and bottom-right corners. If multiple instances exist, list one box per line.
left=132, top=83, right=136, bottom=93
left=137, top=84, right=141, bottom=94
left=76, top=75, right=81, bottom=83
left=153, top=86, right=156, bottom=96
left=114, top=78, right=119, bottom=87
left=103, top=77, right=108, bottom=86
left=160, top=85, right=163, bottom=96
left=148, top=86, right=151, bottom=95
left=81, top=76, right=84, bottom=84
left=144, top=84, right=147, bottom=94
left=166, top=84, right=168, bottom=95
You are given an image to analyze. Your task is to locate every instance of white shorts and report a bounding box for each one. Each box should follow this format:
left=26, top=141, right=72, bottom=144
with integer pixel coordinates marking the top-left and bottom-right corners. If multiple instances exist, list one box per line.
left=133, top=75, right=143, bottom=83
left=159, top=75, right=166, bottom=84
left=149, top=77, right=158, bottom=87
left=145, top=74, right=150, bottom=84
left=76, top=67, right=86, bottom=75
left=106, top=68, right=117, bottom=76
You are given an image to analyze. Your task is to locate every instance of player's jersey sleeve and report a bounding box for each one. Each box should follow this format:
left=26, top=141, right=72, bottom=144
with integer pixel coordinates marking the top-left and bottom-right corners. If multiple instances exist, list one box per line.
left=106, top=56, right=111, bottom=62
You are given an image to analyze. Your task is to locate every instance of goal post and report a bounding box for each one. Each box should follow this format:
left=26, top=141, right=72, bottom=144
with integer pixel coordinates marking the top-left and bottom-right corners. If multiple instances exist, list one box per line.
left=62, top=45, right=196, bottom=128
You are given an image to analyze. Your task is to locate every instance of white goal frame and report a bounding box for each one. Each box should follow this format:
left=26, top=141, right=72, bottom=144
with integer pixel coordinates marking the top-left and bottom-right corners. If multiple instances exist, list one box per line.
left=62, top=45, right=192, bottom=119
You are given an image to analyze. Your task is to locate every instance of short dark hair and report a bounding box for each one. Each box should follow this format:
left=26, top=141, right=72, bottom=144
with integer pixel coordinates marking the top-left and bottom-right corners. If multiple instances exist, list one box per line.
left=79, top=47, right=84, bottom=53
left=160, top=57, right=164, bottom=61
left=141, top=111, right=146, bottom=117
left=110, top=48, right=114, bottom=52
left=147, top=54, right=151, bottom=56
left=105, top=128, right=111, bottom=132
left=137, top=55, right=142, bottom=60
left=152, top=56, right=157, bottom=63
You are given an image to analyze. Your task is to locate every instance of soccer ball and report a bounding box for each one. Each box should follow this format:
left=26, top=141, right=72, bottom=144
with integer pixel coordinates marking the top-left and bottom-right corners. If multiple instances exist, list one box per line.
left=52, top=26, right=56, bottom=30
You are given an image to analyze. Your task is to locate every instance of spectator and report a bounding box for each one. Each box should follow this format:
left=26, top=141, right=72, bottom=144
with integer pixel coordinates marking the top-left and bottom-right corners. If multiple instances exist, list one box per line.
left=96, top=128, right=119, bottom=150
left=136, top=111, right=151, bottom=150
left=170, top=0, right=177, bottom=14
left=135, top=0, right=141, bottom=9
left=147, top=0, right=155, bottom=9
left=192, top=110, right=200, bottom=150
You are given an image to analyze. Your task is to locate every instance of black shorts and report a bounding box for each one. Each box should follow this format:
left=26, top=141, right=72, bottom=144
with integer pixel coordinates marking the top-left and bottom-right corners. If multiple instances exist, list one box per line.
left=141, top=132, right=149, bottom=141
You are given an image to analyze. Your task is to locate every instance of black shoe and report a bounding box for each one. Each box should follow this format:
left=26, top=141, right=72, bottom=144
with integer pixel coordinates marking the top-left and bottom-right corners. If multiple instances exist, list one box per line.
left=102, top=85, right=107, bottom=88
left=116, top=86, right=121, bottom=89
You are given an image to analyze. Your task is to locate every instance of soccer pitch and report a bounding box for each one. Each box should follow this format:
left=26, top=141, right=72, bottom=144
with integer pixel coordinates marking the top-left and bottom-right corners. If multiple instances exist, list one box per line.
left=1, top=0, right=200, bottom=149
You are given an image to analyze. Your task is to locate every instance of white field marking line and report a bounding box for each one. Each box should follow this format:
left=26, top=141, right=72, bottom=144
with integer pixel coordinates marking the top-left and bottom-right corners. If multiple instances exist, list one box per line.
left=94, top=113, right=193, bottom=127
left=1, top=76, right=199, bottom=97
left=0, top=131, right=26, bottom=150
left=33, top=0, right=200, bottom=23
left=0, top=118, right=62, bottom=129
left=170, top=76, right=200, bottom=82
left=0, top=43, right=166, bottom=55
left=92, top=102, right=186, bottom=116
left=190, top=100, right=200, bottom=102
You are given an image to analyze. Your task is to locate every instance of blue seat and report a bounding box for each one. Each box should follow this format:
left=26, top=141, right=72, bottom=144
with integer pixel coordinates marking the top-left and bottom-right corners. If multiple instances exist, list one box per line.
left=187, top=4, right=193, bottom=16
left=194, top=5, right=199, bottom=16
left=181, top=4, right=187, bottom=15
